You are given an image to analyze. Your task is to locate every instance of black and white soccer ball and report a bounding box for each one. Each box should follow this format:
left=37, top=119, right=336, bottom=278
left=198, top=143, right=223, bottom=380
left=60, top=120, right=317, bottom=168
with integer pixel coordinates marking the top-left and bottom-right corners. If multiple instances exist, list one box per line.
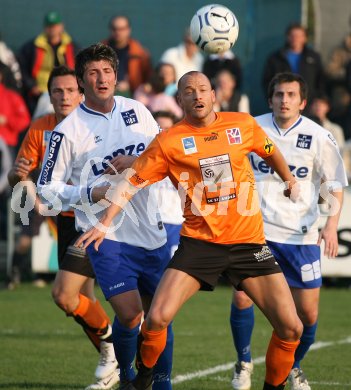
left=190, top=4, right=239, bottom=54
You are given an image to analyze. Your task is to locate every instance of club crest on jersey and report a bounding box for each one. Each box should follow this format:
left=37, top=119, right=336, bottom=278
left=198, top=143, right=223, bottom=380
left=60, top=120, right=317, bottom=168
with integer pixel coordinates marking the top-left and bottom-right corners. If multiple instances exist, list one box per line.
left=296, top=134, right=312, bottom=149
left=226, top=128, right=242, bottom=145
left=264, top=137, right=274, bottom=155
left=121, top=109, right=138, bottom=126
left=182, top=136, right=197, bottom=155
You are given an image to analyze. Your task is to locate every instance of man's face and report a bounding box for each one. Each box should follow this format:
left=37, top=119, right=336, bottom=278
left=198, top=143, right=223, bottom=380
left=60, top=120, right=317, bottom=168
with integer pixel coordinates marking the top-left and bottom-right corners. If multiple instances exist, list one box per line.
left=79, top=60, right=117, bottom=104
left=110, top=17, right=131, bottom=46
left=177, top=73, right=215, bottom=121
left=287, top=27, right=307, bottom=51
left=269, top=81, right=306, bottom=123
left=49, top=74, right=82, bottom=120
left=45, top=23, right=64, bottom=44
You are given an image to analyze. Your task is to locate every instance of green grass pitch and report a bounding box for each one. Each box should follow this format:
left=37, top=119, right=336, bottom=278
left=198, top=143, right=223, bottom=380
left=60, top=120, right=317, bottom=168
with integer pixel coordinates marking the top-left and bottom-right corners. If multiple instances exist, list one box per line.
left=0, top=284, right=350, bottom=389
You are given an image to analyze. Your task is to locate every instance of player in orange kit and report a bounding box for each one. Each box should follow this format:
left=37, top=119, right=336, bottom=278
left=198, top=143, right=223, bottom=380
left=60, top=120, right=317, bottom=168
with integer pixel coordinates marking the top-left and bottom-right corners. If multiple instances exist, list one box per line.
left=76, top=71, right=303, bottom=390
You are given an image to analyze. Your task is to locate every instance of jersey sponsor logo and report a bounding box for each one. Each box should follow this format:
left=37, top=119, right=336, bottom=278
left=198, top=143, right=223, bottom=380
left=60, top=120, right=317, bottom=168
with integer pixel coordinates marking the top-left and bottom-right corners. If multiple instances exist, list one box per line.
left=226, top=128, right=242, bottom=144
left=199, top=154, right=236, bottom=203
left=296, top=134, right=312, bottom=149
left=263, top=137, right=274, bottom=155
left=250, top=155, right=309, bottom=178
left=182, top=136, right=197, bottom=154
left=39, top=131, right=64, bottom=185
left=204, top=132, right=219, bottom=142
left=91, top=143, right=146, bottom=176
left=121, top=109, right=138, bottom=126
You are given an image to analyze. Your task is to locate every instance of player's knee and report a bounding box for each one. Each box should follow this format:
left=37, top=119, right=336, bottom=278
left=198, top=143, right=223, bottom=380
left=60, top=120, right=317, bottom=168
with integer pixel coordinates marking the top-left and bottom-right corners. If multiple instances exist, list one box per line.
left=118, top=310, right=143, bottom=329
left=276, top=317, right=303, bottom=341
left=299, top=309, right=318, bottom=327
left=146, top=307, right=171, bottom=331
left=233, top=290, right=253, bottom=309
left=51, top=288, right=72, bottom=313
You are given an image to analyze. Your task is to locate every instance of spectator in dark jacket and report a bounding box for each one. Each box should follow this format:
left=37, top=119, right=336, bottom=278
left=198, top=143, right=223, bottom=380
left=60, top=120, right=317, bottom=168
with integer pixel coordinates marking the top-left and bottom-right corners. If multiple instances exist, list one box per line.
left=262, top=23, right=325, bottom=112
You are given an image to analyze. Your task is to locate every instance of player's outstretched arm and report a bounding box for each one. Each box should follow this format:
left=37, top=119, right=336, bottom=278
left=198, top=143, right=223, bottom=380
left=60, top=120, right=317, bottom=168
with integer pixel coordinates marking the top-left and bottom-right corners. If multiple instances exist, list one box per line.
left=318, top=190, right=343, bottom=258
left=75, top=177, right=140, bottom=251
left=262, top=147, right=299, bottom=200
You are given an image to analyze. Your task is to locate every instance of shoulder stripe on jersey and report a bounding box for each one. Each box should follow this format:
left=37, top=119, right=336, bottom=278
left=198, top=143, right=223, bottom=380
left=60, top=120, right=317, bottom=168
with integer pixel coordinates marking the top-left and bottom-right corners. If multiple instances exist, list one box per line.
left=39, top=131, right=64, bottom=185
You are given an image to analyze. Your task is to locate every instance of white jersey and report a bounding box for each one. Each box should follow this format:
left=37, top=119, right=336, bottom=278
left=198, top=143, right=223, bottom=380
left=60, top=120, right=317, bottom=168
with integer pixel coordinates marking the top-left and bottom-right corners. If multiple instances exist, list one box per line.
left=150, top=178, right=184, bottom=225
left=38, top=96, right=166, bottom=250
left=252, top=113, right=348, bottom=244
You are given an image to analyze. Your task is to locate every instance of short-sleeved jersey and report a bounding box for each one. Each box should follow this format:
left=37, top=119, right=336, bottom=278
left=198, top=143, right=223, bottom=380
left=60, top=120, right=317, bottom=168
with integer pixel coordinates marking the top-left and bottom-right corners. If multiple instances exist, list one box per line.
left=252, top=113, right=348, bottom=244
left=16, top=113, right=57, bottom=169
left=38, top=96, right=166, bottom=250
left=129, top=112, right=276, bottom=245
left=16, top=113, right=74, bottom=218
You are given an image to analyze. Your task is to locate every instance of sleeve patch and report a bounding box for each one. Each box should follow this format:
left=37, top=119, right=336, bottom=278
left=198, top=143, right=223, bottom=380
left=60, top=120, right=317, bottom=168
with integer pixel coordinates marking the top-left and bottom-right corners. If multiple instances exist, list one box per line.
left=263, top=137, right=274, bottom=155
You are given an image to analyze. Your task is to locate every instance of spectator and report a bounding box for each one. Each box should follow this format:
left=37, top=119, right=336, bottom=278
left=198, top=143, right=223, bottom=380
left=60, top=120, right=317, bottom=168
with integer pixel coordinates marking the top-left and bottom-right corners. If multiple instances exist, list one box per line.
left=262, top=23, right=325, bottom=112
left=134, top=72, right=183, bottom=119
left=160, top=29, right=204, bottom=82
left=203, top=49, right=242, bottom=90
left=0, top=64, right=30, bottom=156
left=325, top=29, right=351, bottom=132
left=0, top=33, right=22, bottom=90
left=309, top=95, right=351, bottom=177
left=213, top=70, right=250, bottom=113
left=18, top=11, right=79, bottom=113
left=103, top=15, right=152, bottom=97
left=156, top=62, right=178, bottom=96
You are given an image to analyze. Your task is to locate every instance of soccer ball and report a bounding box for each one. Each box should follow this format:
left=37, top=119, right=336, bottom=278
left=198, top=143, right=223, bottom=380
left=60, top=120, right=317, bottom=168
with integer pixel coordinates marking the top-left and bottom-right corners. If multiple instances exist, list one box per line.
left=190, top=4, right=239, bottom=54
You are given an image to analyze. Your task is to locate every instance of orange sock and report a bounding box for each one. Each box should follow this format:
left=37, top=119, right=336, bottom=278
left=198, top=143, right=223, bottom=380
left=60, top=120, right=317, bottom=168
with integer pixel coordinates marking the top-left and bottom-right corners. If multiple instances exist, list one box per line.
left=72, top=294, right=111, bottom=351
left=265, top=331, right=300, bottom=387
left=140, top=321, right=167, bottom=368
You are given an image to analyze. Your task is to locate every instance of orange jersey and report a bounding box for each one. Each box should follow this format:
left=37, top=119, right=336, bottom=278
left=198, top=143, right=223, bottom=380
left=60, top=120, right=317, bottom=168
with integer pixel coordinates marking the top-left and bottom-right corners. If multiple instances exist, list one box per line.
left=129, top=112, right=276, bottom=244
left=16, top=113, right=74, bottom=218
left=16, top=113, right=57, bottom=169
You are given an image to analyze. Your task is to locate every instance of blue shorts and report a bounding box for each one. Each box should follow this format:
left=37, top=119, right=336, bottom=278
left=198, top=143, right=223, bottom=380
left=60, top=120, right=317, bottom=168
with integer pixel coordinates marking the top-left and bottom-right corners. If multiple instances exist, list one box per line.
left=164, top=223, right=182, bottom=259
left=267, top=241, right=322, bottom=289
left=86, top=239, right=170, bottom=300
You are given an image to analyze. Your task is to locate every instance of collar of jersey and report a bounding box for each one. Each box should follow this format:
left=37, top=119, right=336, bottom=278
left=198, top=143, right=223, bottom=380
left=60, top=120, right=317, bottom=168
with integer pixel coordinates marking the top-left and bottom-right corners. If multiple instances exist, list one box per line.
left=272, top=113, right=303, bottom=136
left=80, top=100, right=116, bottom=119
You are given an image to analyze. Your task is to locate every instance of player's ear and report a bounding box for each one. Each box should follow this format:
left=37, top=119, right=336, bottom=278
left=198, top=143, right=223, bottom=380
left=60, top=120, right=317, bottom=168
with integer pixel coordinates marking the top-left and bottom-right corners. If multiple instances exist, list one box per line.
left=268, top=99, right=273, bottom=109
left=299, top=99, right=307, bottom=111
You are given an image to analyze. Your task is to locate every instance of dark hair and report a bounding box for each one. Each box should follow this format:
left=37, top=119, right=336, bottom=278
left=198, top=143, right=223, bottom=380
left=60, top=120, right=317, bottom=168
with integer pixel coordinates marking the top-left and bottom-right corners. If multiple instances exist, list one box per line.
left=153, top=110, right=178, bottom=124
left=267, top=72, right=308, bottom=101
left=285, top=22, right=307, bottom=37
left=47, top=65, right=77, bottom=95
left=75, top=43, right=119, bottom=82
left=150, top=73, right=166, bottom=94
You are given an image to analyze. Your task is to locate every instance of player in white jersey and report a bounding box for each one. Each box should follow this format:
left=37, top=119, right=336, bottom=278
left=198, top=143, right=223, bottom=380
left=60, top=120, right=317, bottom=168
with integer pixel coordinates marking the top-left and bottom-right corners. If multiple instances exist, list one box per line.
left=37, top=44, right=173, bottom=390
left=151, top=111, right=184, bottom=259
left=230, top=73, right=348, bottom=390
